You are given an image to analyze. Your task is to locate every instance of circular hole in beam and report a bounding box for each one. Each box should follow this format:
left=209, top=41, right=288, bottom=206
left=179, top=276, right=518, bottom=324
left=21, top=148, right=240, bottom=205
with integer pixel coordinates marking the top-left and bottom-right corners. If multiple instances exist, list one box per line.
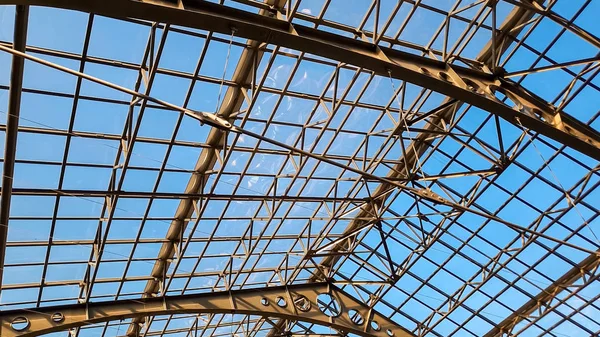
left=530, top=108, right=545, bottom=120
left=51, top=313, right=65, bottom=323
left=11, top=317, right=30, bottom=332
left=261, top=298, right=269, bottom=306
left=386, top=329, right=394, bottom=336
left=463, top=78, right=481, bottom=93
left=371, top=321, right=381, bottom=331
left=276, top=296, right=287, bottom=308
left=294, top=295, right=311, bottom=312
left=438, top=72, right=453, bottom=83
left=487, top=84, right=522, bottom=110
left=348, top=309, right=364, bottom=325
left=317, top=293, right=341, bottom=317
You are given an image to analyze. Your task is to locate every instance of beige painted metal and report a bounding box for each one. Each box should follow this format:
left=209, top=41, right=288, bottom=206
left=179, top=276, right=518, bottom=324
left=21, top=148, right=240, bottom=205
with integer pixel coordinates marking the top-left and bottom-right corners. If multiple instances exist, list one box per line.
left=0, top=283, right=413, bottom=337
left=3, top=0, right=600, bottom=160
left=125, top=1, right=285, bottom=335
left=483, top=250, right=600, bottom=337
left=308, top=0, right=546, bottom=283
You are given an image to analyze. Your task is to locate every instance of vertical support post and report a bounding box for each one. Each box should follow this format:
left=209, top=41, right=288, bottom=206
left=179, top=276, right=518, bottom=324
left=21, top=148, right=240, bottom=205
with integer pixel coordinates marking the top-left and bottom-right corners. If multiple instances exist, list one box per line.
left=0, top=4, right=29, bottom=292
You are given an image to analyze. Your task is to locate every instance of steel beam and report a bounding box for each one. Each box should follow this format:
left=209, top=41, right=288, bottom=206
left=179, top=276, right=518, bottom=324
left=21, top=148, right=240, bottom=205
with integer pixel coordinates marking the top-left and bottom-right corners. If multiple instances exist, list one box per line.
left=0, top=282, right=414, bottom=337
left=0, top=5, right=28, bottom=292
left=483, top=250, right=600, bottom=337
left=4, top=41, right=595, bottom=256
left=125, top=2, right=286, bottom=336
left=304, top=0, right=545, bottom=283
left=2, top=0, right=600, bottom=160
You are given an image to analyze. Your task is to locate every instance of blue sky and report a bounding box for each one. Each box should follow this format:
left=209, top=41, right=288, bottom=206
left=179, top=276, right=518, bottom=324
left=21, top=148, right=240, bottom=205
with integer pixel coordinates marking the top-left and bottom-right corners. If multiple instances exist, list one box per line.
left=0, top=1, right=599, bottom=337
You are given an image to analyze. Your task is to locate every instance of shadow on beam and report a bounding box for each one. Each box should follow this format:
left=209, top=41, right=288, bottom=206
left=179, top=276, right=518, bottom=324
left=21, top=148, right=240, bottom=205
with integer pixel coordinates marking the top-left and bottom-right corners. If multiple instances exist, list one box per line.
left=2, top=0, right=600, bottom=160
left=0, top=282, right=414, bottom=337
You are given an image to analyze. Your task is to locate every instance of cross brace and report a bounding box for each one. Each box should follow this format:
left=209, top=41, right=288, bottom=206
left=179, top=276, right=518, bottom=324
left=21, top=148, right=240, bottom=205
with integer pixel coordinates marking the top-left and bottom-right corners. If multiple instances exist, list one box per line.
left=123, top=1, right=287, bottom=336
left=0, top=282, right=413, bottom=337
left=3, top=0, right=600, bottom=160
left=0, top=25, right=596, bottom=255
left=483, top=250, right=600, bottom=337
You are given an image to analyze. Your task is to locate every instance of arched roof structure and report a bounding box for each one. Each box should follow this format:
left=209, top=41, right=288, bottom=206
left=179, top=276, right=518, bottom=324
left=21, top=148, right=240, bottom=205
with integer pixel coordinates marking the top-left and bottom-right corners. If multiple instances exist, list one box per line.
left=0, top=1, right=599, bottom=337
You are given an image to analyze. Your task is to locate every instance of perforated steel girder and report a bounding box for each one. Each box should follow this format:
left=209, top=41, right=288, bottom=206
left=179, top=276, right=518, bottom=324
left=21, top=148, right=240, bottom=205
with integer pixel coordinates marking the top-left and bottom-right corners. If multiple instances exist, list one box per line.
left=0, top=283, right=414, bottom=337
left=2, top=0, right=600, bottom=161
left=483, top=250, right=600, bottom=337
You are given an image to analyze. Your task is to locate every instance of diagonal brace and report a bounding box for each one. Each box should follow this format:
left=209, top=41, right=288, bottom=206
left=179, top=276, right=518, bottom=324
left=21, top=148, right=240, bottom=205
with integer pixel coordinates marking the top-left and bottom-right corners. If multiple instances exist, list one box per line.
left=1, top=43, right=597, bottom=258
left=2, top=0, right=600, bottom=161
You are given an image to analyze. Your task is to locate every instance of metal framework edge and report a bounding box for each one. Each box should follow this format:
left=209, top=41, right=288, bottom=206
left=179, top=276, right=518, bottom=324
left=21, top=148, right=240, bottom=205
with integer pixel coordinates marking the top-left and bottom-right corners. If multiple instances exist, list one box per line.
left=0, top=282, right=414, bottom=337
left=1, top=0, right=600, bottom=160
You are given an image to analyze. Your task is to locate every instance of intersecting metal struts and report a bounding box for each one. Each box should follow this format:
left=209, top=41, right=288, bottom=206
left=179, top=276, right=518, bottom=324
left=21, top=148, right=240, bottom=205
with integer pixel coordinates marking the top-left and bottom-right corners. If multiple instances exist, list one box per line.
left=123, top=2, right=287, bottom=336
left=0, top=283, right=413, bottom=337
left=4, top=0, right=600, bottom=161
left=285, top=4, right=547, bottom=336
left=484, top=249, right=600, bottom=337
left=0, top=1, right=599, bottom=337
left=4, top=19, right=595, bottom=255
left=257, top=1, right=600, bottom=337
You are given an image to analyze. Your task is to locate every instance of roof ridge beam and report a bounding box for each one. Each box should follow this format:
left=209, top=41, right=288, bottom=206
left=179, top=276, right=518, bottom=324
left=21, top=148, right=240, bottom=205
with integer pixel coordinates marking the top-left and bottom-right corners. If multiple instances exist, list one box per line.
left=4, top=0, right=599, bottom=159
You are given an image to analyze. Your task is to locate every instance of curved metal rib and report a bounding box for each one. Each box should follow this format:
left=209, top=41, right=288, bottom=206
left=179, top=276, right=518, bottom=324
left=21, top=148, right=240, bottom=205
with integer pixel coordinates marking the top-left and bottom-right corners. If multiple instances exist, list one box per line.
left=2, top=0, right=600, bottom=161
left=0, top=283, right=414, bottom=337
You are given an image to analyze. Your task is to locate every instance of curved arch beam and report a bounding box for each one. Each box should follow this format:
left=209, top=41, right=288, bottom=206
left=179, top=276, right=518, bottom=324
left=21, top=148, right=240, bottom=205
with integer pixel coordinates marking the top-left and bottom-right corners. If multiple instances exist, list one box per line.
left=2, top=0, right=600, bottom=161
left=0, top=282, right=413, bottom=337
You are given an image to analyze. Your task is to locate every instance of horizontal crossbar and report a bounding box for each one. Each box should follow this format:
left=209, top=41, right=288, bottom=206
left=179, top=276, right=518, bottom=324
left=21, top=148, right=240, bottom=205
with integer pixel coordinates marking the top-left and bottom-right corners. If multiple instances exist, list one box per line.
left=3, top=0, right=600, bottom=160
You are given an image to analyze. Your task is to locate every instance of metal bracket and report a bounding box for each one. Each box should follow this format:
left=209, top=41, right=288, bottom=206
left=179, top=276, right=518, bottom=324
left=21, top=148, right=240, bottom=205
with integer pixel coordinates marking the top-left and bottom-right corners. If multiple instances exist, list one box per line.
left=188, top=109, right=232, bottom=129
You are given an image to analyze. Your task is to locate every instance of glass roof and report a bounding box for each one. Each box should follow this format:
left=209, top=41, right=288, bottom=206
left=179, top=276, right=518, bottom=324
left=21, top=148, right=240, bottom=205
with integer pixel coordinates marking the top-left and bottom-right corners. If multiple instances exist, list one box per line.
left=0, top=0, right=599, bottom=337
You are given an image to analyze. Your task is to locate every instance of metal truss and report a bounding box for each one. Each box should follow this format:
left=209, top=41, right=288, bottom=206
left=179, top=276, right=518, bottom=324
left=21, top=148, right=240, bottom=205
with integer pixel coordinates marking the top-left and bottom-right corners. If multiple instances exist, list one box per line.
left=484, top=249, right=600, bottom=337
left=271, top=3, right=584, bottom=336
left=275, top=2, right=600, bottom=337
left=122, top=2, right=287, bottom=336
left=291, top=0, right=542, bottom=296
left=0, top=283, right=413, bottom=337
left=3, top=0, right=600, bottom=161
left=1, top=26, right=594, bottom=257
left=0, top=2, right=599, bottom=337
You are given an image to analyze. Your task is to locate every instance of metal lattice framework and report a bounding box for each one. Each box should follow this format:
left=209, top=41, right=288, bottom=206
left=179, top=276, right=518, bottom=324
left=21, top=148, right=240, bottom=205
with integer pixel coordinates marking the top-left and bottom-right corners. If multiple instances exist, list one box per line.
left=0, top=283, right=413, bottom=337
left=0, top=1, right=599, bottom=337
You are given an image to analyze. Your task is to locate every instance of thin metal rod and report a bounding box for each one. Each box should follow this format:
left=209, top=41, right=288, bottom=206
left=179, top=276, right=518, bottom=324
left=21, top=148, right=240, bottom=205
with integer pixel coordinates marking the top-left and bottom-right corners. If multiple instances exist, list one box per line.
left=0, top=42, right=216, bottom=126
left=4, top=0, right=600, bottom=161
left=506, top=56, right=600, bottom=78
left=3, top=188, right=369, bottom=202
left=0, top=4, right=28, bottom=292
left=0, top=43, right=597, bottom=258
